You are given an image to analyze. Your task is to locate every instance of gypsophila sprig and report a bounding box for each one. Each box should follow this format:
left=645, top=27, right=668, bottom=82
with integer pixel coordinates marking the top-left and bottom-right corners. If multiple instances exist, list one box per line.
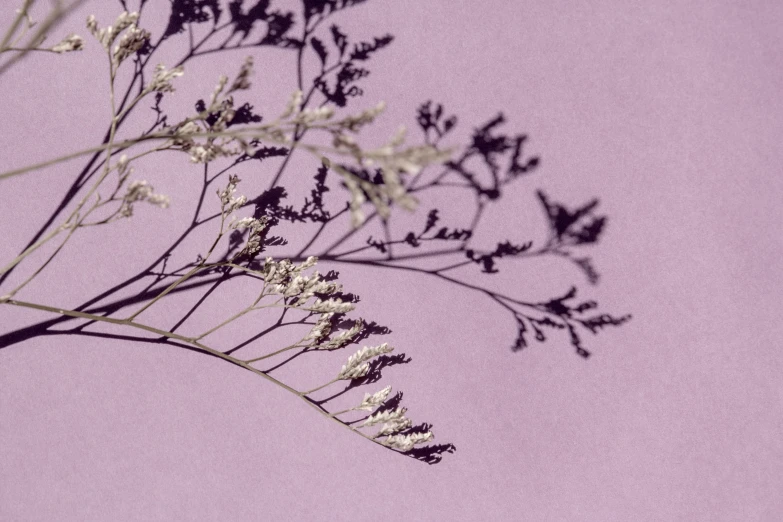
left=2, top=0, right=628, bottom=467
left=362, top=407, right=407, bottom=427
left=337, top=343, right=395, bottom=380
left=144, top=64, right=185, bottom=94
left=218, top=174, right=246, bottom=213
left=355, top=386, right=393, bottom=411
left=382, top=432, right=434, bottom=452
left=86, top=11, right=137, bottom=51
left=320, top=319, right=363, bottom=349
left=50, top=33, right=83, bottom=53
left=229, top=56, right=253, bottom=93
left=119, top=181, right=170, bottom=218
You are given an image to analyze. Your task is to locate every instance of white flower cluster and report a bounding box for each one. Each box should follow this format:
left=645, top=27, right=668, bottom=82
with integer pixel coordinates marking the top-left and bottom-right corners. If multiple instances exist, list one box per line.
left=311, top=106, right=450, bottom=227
left=86, top=11, right=149, bottom=67
left=276, top=273, right=339, bottom=305
left=218, top=174, right=247, bottom=214
left=168, top=58, right=256, bottom=164
left=334, top=102, right=387, bottom=133
left=308, top=298, right=355, bottom=314
left=143, top=64, right=185, bottom=94
left=305, top=316, right=363, bottom=350
left=278, top=90, right=335, bottom=126
left=337, top=343, right=394, bottom=380
left=231, top=216, right=268, bottom=259
left=363, top=406, right=411, bottom=437
left=51, top=34, right=84, bottom=53
left=119, top=180, right=170, bottom=218
left=382, top=432, right=434, bottom=452
left=260, top=256, right=317, bottom=285
left=257, top=256, right=355, bottom=314
left=109, top=154, right=169, bottom=218
left=279, top=90, right=304, bottom=120
left=362, top=407, right=406, bottom=428
left=216, top=176, right=274, bottom=258
left=354, top=385, right=392, bottom=412
left=358, top=404, right=434, bottom=450
left=159, top=69, right=448, bottom=220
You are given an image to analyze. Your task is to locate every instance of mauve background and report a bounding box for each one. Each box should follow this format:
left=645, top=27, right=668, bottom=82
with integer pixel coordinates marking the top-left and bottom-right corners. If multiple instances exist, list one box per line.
left=1, top=1, right=782, bottom=520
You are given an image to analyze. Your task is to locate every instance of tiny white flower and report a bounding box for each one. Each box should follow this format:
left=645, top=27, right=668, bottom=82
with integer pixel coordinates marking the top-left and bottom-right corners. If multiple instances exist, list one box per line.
left=337, top=343, right=393, bottom=380
left=51, top=34, right=84, bottom=53
left=382, top=431, right=434, bottom=451
left=354, top=385, right=392, bottom=411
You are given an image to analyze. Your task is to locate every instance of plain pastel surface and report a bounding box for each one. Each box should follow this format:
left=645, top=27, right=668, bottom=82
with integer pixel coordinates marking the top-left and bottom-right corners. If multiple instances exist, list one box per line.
left=1, top=1, right=781, bottom=521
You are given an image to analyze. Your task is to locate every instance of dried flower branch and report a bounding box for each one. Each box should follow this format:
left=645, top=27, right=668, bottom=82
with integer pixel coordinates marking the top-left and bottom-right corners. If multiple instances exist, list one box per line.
left=0, top=0, right=628, bottom=466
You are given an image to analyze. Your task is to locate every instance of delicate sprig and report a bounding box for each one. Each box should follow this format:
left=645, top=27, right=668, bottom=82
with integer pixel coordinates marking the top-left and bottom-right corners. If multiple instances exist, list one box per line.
left=337, top=343, right=394, bottom=380
left=0, top=2, right=627, bottom=466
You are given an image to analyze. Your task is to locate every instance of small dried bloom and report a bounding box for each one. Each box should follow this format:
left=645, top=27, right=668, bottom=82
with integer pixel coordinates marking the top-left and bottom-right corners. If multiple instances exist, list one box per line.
left=209, top=75, right=229, bottom=110
left=236, top=217, right=268, bottom=258
left=120, top=180, right=170, bottom=217
left=342, top=174, right=367, bottom=227
left=280, top=90, right=303, bottom=119
left=15, top=8, right=35, bottom=29
left=332, top=132, right=360, bottom=156
left=337, top=343, right=394, bottom=380
left=226, top=194, right=247, bottom=212
left=146, top=193, right=171, bottom=208
left=228, top=56, right=253, bottom=93
left=145, top=64, right=184, bottom=94
left=210, top=98, right=236, bottom=131
left=337, top=363, right=370, bottom=380
left=86, top=15, right=98, bottom=37
left=51, top=34, right=84, bottom=53
left=124, top=180, right=153, bottom=202
left=379, top=144, right=451, bottom=176
left=320, top=319, right=362, bottom=350
left=230, top=217, right=257, bottom=230
left=382, top=431, right=434, bottom=452
left=86, top=11, right=140, bottom=51
left=113, top=24, right=149, bottom=66
left=279, top=272, right=341, bottom=306
left=300, top=256, right=318, bottom=270
left=217, top=175, right=246, bottom=212
left=116, top=154, right=130, bottom=178
left=355, top=385, right=392, bottom=411
left=336, top=101, right=386, bottom=132
left=362, top=407, right=407, bottom=427
left=310, top=298, right=355, bottom=315
left=305, top=313, right=334, bottom=341
left=293, top=106, right=335, bottom=126
left=189, top=144, right=217, bottom=163
left=172, top=121, right=200, bottom=148
left=375, top=417, right=413, bottom=437
left=261, top=257, right=329, bottom=296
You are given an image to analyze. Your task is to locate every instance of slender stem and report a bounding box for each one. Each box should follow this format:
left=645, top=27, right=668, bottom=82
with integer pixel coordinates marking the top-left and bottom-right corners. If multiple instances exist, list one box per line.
left=244, top=342, right=307, bottom=364
left=0, top=297, right=386, bottom=449
left=1, top=46, right=59, bottom=53
left=0, top=0, right=33, bottom=52
left=0, top=122, right=312, bottom=182
left=4, top=219, right=80, bottom=298
left=126, top=216, right=226, bottom=321
left=125, top=263, right=208, bottom=321
left=301, top=378, right=338, bottom=396
left=329, top=408, right=356, bottom=417
left=194, top=304, right=254, bottom=341
left=0, top=225, right=65, bottom=277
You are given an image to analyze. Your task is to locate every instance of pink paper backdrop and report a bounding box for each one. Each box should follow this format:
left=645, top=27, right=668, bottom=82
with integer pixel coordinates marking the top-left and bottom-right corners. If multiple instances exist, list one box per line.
left=1, top=1, right=781, bottom=520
